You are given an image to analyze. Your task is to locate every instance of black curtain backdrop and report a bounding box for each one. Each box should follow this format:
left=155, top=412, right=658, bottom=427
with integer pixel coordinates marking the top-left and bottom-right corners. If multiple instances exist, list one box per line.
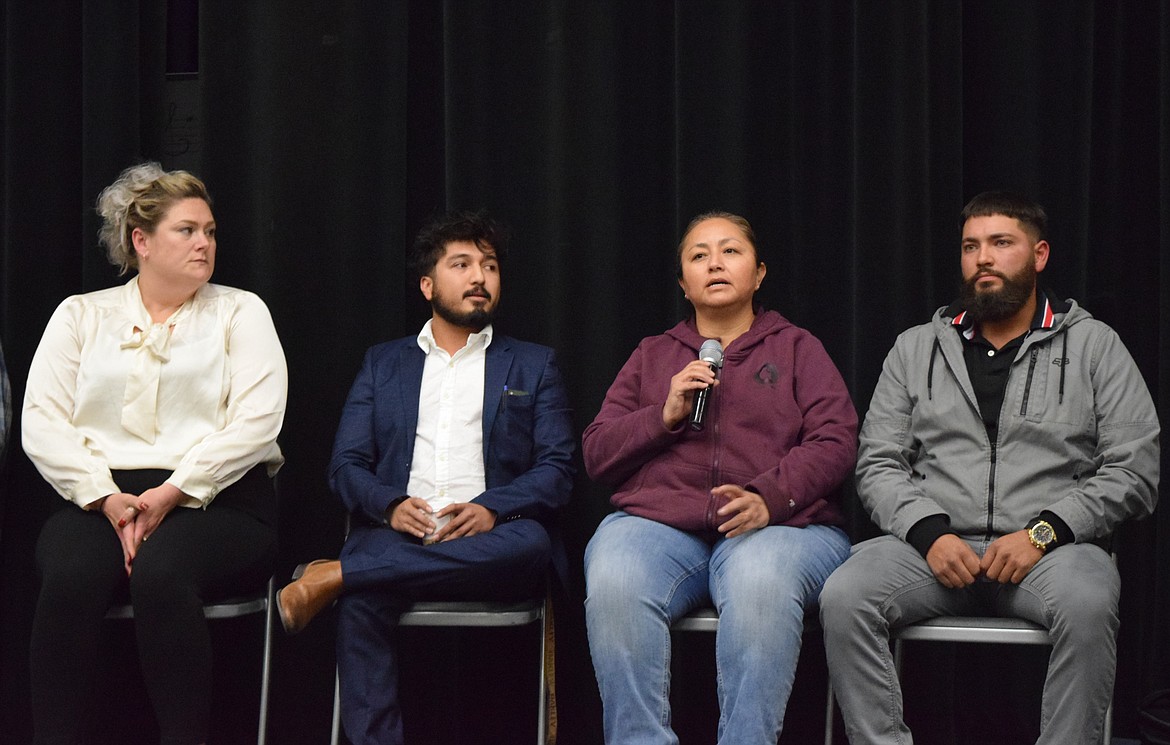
left=2, top=2, right=1167, bottom=744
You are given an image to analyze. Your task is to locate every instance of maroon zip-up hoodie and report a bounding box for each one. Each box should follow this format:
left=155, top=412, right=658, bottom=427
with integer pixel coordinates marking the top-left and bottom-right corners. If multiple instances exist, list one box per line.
left=583, top=310, right=857, bottom=532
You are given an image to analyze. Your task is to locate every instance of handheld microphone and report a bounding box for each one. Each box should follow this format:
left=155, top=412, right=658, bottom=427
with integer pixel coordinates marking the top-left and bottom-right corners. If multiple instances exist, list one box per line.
left=690, top=338, right=724, bottom=431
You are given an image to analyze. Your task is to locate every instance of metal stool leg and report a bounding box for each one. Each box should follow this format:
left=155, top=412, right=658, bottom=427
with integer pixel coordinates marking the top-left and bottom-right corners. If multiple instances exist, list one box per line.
left=1103, top=697, right=1113, bottom=744
left=257, top=577, right=275, bottom=745
left=537, top=604, right=548, bottom=745
left=331, top=669, right=342, bottom=745
left=824, top=680, right=836, bottom=745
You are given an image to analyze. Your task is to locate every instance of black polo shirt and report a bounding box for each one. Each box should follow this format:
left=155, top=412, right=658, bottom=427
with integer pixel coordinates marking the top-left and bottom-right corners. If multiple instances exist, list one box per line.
left=963, top=330, right=1025, bottom=438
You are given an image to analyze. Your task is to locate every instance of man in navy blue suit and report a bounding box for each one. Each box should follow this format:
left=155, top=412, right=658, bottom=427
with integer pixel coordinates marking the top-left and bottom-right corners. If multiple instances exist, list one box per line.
left=277, top=210, right=576, bottom=744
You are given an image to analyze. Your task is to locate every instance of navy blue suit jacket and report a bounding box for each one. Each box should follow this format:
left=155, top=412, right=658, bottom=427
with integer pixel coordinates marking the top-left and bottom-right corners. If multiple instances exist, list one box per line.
left=328, top=332, right=576, bottom=581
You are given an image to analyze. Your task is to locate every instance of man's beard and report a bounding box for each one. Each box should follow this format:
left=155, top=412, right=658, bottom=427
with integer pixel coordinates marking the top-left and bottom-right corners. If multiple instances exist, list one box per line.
left=432, top=285, right=494, bottom=330
left=959, top=264, right=1036, bottom=323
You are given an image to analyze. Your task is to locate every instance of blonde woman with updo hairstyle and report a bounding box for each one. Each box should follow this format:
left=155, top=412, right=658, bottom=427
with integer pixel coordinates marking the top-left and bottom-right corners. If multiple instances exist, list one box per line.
left=23, top=162, right=287, bottom=745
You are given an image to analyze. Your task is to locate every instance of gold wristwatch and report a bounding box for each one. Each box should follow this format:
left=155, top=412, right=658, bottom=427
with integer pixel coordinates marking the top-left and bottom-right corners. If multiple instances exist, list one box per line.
left=1027, top=520, right=1057, bottom=553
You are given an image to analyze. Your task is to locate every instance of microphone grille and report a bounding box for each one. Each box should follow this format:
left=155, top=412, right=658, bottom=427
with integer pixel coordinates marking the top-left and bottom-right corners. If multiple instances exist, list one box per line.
left=698, top=338, right=724, bottom=366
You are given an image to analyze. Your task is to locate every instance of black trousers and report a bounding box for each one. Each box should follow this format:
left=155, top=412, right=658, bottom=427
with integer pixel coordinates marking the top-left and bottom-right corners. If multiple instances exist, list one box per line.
left=30, top=467, right=277, bottom=745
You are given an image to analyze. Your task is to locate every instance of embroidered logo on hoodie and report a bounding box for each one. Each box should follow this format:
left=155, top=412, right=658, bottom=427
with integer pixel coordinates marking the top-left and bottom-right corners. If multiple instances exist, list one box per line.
left=755, top=363, right=779, bottom=386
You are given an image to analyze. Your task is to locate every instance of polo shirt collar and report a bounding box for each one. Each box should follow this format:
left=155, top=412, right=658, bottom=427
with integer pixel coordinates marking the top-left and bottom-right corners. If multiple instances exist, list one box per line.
left=945, top=287, right=1069, bottom=341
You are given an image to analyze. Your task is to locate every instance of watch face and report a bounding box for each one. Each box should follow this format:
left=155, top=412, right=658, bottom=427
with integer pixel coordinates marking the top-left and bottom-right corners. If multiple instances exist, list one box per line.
left=1031, top=523, right=1055, bottom=545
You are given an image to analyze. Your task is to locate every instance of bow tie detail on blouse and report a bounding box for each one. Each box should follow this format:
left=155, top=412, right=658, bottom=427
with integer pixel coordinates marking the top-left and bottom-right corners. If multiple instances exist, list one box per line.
left=120, top=323, right=174, bottom=443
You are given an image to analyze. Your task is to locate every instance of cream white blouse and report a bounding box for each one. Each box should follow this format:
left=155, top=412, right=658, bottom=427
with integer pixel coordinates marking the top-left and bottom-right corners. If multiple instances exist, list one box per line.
left=22, top=277, right=287, bottom=509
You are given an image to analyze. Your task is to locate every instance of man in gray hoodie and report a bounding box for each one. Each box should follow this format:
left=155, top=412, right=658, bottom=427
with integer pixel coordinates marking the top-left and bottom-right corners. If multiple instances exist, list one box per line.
left=821, top=191, right=1159, bottom=745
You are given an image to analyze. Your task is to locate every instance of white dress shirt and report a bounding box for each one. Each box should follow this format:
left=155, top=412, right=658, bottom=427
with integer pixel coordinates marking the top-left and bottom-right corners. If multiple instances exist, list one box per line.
left=22, top=277, right=287, bottom=509
left=405, top=320, right=492, bottom=517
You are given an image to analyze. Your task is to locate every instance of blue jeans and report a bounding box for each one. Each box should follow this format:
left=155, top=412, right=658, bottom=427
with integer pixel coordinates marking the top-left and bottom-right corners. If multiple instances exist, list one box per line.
left=584, top=511, right=850, bottom=745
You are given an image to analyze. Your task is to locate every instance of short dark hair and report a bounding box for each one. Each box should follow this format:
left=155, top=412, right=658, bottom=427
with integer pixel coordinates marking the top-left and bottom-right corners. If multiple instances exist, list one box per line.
left=409, top=210, right=510, bottom=278
left=960, top=191, right=1047, bottom=242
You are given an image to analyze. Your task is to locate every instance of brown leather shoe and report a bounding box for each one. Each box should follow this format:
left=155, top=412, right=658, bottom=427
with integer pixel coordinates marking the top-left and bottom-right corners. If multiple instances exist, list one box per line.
left=277, top=559, right=343, bottom=635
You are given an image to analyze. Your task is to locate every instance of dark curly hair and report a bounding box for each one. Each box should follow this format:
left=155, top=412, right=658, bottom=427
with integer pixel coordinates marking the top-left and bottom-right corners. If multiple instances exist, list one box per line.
left=409, top=210, right=510, bottom=279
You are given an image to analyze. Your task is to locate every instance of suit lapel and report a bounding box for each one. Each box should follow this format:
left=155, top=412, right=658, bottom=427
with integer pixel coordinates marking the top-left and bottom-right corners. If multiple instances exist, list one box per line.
left=399, top=343, right=426, bottom=461
left=482, top=337, right=514, bottom=462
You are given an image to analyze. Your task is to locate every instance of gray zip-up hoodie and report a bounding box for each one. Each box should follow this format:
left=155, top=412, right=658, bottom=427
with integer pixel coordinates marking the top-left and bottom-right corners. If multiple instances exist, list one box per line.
left=857, top=296, right=1159, bottom=546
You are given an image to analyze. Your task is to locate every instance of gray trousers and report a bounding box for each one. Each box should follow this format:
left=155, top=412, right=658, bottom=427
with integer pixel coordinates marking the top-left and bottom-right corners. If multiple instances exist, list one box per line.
left=819, top=535, right=1118, bottom=745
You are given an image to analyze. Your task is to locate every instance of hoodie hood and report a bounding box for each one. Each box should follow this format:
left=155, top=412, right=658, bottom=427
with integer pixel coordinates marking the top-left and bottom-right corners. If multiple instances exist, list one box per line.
left=664, top=309, right=795, bottom=360
left=937, top=287, right=1089, bottom=337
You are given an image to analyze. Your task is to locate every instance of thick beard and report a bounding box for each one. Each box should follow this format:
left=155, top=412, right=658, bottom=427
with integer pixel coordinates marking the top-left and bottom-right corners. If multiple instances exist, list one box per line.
left=432, top=285, right=494, bottom=331
left=959, top=264, right=1036, bottom=323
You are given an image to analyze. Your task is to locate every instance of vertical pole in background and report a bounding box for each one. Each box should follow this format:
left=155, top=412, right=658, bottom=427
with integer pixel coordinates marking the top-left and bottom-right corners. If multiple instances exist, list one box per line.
left=163, top=0, right=201, bottom=174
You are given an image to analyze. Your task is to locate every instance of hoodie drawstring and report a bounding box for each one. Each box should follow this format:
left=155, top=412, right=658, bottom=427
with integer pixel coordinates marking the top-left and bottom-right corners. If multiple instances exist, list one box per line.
left=927, top=338, right=940, bottom=400
left=1059, top=332, right=1067, bottom=404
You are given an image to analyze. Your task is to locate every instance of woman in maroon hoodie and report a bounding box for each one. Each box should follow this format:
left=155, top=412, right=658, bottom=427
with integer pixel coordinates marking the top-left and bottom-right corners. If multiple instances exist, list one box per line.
left=583, top=212, right=857, bottom=744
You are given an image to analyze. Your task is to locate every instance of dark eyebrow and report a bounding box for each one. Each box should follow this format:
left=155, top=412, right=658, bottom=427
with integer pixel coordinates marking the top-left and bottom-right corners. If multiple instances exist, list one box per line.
left=962, top=232, right=1016, bottom=243
left=447, top=250, right=497, bottom=262
left=687, top=238, right=741, bottom=251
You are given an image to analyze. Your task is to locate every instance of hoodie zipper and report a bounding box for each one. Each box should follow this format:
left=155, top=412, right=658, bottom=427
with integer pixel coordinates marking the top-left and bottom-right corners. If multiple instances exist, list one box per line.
left=937, top=309, right=1070, bottom=541
left=985, top=439, right=997, bottom=538
left=707, top=381, right=722, bottom=530
left=987, top=344, right=1040, bottom=538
